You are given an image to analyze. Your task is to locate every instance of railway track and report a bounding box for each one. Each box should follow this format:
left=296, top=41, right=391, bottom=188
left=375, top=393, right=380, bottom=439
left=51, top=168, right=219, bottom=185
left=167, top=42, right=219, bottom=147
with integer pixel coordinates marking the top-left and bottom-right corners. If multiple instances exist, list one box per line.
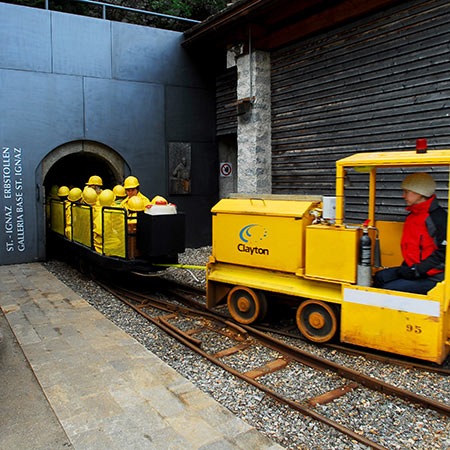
left=96, top=278, right=450, bottom=450
left=157, top=278, right=450, bottom=377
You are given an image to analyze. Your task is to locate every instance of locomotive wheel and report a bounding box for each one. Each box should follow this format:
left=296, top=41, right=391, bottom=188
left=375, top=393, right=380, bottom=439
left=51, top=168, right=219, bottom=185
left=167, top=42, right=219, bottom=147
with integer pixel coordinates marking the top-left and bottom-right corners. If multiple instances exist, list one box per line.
left=227, top=286, right=268, bottom=324
left=257, top=291, right=268, bottom=322
left=296, top=300, right=337, bottom=343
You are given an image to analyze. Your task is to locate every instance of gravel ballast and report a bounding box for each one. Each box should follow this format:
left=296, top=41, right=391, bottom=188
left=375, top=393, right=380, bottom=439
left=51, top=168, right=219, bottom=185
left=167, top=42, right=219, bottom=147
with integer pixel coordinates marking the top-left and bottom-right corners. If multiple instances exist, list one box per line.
left=43, top=248, right=450, bottom=450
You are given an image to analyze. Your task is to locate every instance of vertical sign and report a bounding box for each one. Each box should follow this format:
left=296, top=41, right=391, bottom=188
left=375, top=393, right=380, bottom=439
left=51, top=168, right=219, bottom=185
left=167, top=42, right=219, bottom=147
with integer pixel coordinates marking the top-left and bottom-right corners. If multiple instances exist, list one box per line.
left=220, top=162, right=232, bottom=177
left=2, top=147, right=25, bottom=253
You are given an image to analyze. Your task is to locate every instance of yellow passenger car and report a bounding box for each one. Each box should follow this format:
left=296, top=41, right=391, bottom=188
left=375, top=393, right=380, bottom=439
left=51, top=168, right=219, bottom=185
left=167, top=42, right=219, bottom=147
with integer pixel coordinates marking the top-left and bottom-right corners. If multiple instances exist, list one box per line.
left=207, top=149, right=450, bottom=364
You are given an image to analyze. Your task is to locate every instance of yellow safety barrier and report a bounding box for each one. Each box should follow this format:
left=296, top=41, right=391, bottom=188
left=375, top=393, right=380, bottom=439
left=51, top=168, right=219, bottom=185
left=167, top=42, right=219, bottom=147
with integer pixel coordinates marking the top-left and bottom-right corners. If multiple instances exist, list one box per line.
left=102, top=208, right=127, bottom=258
left=72, top=204, right=93, bottom=248
left=50, top=200, right=65, bottom=236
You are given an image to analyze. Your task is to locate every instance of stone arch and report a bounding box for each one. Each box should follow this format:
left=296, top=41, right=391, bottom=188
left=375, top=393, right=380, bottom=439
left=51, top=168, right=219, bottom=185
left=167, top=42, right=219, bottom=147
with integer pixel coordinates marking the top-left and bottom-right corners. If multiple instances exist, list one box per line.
left=41, top=140, right=128, bottom=191
left=35, top=140, right=129, bottom=260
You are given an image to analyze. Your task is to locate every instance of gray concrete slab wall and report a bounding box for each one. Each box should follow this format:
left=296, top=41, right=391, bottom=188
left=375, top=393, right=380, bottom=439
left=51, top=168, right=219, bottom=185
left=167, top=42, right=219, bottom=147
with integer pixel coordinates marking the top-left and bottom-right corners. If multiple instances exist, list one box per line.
left=0, top=3, right=217, bottom=264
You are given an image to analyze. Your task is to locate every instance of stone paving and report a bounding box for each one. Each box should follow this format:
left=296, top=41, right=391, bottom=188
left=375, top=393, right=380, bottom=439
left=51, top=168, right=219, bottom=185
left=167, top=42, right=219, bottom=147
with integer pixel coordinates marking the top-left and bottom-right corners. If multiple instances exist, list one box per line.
left=0, top=310, right=73, bottom=449
left=0, top=263, right=282, bottom=450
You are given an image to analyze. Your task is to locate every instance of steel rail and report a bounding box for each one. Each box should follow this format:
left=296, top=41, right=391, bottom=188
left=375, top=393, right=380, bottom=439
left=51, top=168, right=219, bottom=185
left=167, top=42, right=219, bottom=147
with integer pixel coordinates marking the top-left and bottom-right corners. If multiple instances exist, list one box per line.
left=108, top=287, right=387, bottom=450
left=253, top=324, right=450, bottom=376
left=106, top=281, right=450, bottom=379
left=100, top=283, right=211, bottom=317
left=98, top=280, right=450, bottom=449
left=242, top=326, right=450, bottom=417
left=110, top=282, right=450, bottom=416
left=163, top=281, right=450, bottom=376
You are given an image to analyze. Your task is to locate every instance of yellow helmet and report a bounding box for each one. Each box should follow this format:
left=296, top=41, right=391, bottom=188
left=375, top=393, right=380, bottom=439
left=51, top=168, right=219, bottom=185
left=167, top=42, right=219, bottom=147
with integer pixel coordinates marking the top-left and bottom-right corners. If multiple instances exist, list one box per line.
left=128, top=196, right=145, bottom=212
left=99, top=189, right=115, bottom=207
left=151, top=195, right=168, bottom=205
left=68, top=187, right=82, bottom=202
left=113, top=184, right=126, bottom=198
left=82, top=186, right=98, bottom=205
left=124, top=176, right=139, bottom=189
left=49, top=185, right=59, bottom=198
left=86, top=175, right=103, bottom=187
left=57, top=186, right=70, bottom=197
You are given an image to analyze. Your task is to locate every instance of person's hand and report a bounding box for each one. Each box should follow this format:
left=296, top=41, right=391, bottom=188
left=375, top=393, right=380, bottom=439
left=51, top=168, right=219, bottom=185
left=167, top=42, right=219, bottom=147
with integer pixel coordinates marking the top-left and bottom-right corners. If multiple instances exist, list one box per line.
left=397, top=264, right=417, bottom=280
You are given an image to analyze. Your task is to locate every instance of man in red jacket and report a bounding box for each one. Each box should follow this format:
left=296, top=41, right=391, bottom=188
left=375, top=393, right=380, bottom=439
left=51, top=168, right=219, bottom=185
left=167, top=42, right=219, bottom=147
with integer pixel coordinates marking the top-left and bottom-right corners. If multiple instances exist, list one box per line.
left=373, top=173, right=447, bottom=294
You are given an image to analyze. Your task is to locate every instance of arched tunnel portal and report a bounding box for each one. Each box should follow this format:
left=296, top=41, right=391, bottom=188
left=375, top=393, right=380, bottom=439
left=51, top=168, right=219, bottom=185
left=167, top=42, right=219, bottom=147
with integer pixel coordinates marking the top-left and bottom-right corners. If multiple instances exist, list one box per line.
left=42, top=141, right=127, bottom=194
left=36, top=140, right=129, bottom=259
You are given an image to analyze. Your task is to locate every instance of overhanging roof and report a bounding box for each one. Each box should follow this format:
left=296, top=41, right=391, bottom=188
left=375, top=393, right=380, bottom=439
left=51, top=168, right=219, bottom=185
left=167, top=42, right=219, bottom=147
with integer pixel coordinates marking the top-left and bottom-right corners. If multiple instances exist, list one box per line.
left=183, top=0, right=404, bottom=50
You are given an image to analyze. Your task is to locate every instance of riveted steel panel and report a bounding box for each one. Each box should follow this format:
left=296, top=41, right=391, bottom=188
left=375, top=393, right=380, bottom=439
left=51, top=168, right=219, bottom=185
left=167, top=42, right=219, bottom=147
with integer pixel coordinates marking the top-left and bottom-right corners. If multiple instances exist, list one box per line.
left=0, top=70, right=84, bottom=151
left=52, top=11, right=112, bottom=78
left=166, top=85, right=216, bottom=142
left=0, top=67, right=85, bottom=264
left=84, top=77, right=165, bottom=188
left=0, top=3, right=51, bottom=73
left=112, top=22, right=204, bottom=88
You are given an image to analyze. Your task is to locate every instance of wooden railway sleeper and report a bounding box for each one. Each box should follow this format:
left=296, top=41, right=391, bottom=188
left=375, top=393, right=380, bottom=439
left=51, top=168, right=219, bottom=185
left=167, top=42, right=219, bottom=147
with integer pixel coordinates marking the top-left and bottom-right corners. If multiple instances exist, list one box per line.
left=308, top=382, right=359, bottom=407
left=100, top=282, right=448, bottom=449
left=142, top=307, right=388, bottom=450
left=184, top=327, right=206, bottom=336
left=243, top=357, right=291, bottom=379
left=158, top=317, right=202, bottom=347
left=212, top=342, right=253, bottom=358
left=157, top=313, right=177, bottom=320
left=253, top=323, right=450, bottom=376
left=242, top=324, right=450, bottom=417
left=108, top=286, right=388, bottom=450
left=201, top=321, right=248, bottom=342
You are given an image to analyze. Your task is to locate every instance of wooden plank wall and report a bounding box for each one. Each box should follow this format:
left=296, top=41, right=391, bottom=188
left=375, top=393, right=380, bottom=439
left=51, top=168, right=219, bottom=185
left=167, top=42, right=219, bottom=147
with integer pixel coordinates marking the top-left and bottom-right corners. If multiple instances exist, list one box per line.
left=271, top=0, right=450, bottom=221
left=216, top=67, right=237, bottom=136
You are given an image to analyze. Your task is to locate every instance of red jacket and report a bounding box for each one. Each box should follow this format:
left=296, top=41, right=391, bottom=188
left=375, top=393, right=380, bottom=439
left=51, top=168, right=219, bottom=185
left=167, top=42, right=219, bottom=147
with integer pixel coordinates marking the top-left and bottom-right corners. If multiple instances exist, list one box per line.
left=401, top=195, right=447, bottom=278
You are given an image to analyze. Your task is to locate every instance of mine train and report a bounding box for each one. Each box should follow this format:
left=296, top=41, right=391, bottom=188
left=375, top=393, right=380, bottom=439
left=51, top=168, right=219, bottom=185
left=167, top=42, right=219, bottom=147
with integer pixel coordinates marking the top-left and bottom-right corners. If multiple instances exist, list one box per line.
left=48, top=199, right=185, bottom=274
left=206, top=148, right=450, bottom=364
left=48, top=148, right=450, bottom=364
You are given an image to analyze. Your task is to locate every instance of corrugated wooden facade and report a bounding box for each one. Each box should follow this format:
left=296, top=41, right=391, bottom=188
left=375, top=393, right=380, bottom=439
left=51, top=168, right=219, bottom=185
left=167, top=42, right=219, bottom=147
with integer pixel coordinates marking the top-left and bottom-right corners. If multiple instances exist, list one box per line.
left=271, top=0, right=450, bottom=220
left=216, top=67, right=237, bottom=136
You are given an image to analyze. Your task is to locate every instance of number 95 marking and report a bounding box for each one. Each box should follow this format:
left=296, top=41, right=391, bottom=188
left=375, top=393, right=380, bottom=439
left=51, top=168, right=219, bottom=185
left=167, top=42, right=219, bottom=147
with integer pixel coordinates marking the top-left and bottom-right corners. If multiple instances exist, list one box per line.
left=406, top=324, right=422, bottom=333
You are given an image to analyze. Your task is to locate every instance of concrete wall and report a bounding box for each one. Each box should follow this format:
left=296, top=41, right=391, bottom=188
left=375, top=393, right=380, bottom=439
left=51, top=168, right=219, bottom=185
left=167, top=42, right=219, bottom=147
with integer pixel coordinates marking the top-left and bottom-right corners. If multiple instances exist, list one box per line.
left=0, top=3, right=217, bottom=264
left=236, top=50, right=271, bottom=194
left=218, top=136, right=237, bottom=197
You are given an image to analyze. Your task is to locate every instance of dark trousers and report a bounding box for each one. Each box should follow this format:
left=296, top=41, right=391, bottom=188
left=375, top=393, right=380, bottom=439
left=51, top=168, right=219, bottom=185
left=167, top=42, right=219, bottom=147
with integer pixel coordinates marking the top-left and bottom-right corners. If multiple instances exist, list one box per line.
left=373, top=267, right=437, bottom=295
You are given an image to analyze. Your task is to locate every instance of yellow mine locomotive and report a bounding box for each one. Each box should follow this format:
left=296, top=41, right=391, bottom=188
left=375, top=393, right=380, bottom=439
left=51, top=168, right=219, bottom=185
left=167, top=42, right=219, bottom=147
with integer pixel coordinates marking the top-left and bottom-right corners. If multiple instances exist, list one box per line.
left=207, top=147, right=450, bottom=364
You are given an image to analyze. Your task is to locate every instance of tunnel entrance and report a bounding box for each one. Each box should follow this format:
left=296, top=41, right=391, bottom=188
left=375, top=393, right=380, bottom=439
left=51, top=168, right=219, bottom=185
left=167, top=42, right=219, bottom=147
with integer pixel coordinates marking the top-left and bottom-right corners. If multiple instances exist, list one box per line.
left=45, top=152, right=117, bottom=191
left=37, top=140, right=129, bottom=260
left=42, top=141, right=127, bottom=194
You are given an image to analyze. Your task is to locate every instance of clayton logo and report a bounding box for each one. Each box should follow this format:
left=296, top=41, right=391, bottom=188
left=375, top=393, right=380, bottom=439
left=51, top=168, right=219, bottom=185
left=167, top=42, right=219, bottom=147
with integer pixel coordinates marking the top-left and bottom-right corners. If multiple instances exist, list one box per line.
left=237, top=224, right=269, bottom=255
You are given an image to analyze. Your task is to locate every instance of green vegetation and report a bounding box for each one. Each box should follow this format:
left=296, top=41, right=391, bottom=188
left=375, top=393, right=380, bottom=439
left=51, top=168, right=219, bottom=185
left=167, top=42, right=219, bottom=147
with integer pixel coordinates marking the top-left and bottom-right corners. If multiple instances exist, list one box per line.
left=3, top=0, right=229, bottom=29
left=147, top=0, right=228, bottom=21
